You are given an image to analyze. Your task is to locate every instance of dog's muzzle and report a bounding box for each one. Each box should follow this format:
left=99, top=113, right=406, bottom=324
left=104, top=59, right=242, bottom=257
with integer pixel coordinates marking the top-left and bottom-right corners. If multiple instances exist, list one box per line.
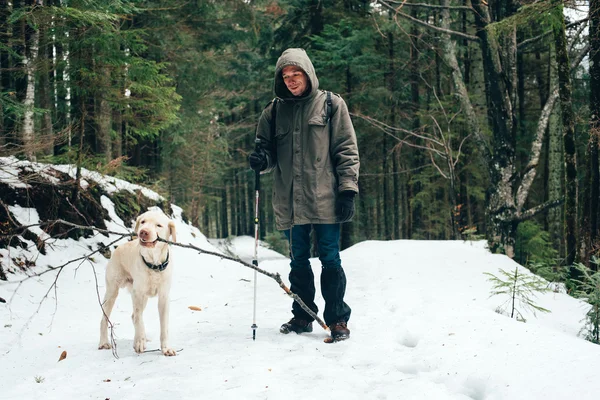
left=140, top=237, right=159, bottom=247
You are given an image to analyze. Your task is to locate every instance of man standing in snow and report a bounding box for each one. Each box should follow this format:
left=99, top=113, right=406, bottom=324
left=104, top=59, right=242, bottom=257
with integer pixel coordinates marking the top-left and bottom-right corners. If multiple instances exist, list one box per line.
left=248, top=48, right=360, bottom=342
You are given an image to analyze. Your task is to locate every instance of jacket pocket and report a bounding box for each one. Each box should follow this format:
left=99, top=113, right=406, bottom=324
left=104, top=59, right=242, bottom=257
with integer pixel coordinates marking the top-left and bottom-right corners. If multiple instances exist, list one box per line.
left=308, top=116, right=331, bottom=169
left=308, top=116, right=327, bottom=127
left=275, top=124, right=291, bottom=141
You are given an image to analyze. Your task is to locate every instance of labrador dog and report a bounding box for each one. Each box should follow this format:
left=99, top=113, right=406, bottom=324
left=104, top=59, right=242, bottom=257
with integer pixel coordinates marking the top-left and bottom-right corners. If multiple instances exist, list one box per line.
left=98, top=210, right=177, bottom=356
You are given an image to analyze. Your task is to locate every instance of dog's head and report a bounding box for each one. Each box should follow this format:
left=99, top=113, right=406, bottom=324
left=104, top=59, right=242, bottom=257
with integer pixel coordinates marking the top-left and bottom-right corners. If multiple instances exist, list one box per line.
left=134, top=210, right=177, bottom=248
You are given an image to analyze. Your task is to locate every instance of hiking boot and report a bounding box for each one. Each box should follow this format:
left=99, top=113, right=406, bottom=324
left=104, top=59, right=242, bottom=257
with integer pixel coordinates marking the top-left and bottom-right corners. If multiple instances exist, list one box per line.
left=280, top=318, right=313, bottom=334
left=329, top=321, right=350, bottom=342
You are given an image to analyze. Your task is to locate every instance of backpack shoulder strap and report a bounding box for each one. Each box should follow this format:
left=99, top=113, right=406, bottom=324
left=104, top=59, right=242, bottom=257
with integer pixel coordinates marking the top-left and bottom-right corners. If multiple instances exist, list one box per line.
left=326, top=91, right=333, bottom=137
left=271, top=98, right=278, bottom=138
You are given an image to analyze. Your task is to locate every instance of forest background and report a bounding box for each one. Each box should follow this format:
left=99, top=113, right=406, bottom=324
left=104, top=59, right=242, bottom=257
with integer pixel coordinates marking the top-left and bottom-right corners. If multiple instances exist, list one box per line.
left=0, top=0, right=598, bottom=277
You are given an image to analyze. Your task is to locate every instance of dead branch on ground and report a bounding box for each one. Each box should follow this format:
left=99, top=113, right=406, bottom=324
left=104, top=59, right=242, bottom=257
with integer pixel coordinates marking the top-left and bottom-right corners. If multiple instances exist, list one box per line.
left=0, top=219, right=329, bottom=334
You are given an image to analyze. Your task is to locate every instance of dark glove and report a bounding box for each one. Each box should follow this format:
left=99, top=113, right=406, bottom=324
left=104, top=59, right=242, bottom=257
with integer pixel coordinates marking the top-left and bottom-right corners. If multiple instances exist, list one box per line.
left=336, top=191, right=356, bottom=223
left=248, top=149, right=268, bottom=171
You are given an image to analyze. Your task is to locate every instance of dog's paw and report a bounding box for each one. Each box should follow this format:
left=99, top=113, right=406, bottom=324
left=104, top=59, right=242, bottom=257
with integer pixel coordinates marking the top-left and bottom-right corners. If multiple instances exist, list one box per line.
left=133, top=336, right=147, bottom=353
left=98, top=342, right=112, bottom=350
left=162, top=347, right=177, bottom=356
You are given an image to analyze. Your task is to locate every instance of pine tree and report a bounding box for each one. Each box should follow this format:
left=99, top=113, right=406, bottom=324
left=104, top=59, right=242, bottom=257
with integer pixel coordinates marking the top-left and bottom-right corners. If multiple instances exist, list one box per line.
left=572, top=261, right=600, bottom=344
left=485, top=266, right=551, bottom=321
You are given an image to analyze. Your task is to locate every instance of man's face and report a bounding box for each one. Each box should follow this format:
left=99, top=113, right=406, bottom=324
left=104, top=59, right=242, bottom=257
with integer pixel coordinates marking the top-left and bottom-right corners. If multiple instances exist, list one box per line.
left=282, top=66, right=308, bottom=97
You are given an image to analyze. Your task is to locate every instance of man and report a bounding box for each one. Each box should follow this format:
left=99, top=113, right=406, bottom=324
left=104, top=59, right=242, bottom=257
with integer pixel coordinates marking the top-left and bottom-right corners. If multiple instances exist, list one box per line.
left=248, top=48, right=360, bottom=342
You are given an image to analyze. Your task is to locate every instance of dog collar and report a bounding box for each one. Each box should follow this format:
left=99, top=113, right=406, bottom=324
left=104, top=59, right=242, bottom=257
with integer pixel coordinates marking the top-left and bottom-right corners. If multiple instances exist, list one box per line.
left=142, top=251, right=170, bottom=272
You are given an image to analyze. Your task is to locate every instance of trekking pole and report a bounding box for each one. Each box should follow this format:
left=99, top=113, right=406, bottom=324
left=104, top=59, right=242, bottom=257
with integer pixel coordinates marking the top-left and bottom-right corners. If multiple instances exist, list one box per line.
left=251, top=138, right=261, bottom=340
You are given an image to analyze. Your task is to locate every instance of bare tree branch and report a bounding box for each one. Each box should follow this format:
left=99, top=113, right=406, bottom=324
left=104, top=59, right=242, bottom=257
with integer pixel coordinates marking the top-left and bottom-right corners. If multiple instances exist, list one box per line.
left=518, top=17, right=589, bottom=49
left=571, top=43, right=590, bottom=70
left=158, top=237, right=328, bottom=331
left=516, top=89, right=560, bottom=210
left=1, top=220, right=330, bottom=334
left=385, top=0, right=475, bottom=12
left=375, top=0, right=480, bottom=42
left=515, top=199, right=564, bottom=223
left=515, top=40, right=589, bottom=211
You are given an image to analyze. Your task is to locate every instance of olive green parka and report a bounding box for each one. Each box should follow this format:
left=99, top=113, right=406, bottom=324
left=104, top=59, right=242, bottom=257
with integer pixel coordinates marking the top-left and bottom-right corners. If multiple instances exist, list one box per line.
left=256, top=48, right=360, bottom=230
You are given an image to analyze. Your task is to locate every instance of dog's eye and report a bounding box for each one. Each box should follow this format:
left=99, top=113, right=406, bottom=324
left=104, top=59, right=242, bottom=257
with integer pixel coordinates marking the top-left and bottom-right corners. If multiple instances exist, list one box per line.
left=157, top=224, right=163, bottom=228
left=141, top=220, right=146, bottom=224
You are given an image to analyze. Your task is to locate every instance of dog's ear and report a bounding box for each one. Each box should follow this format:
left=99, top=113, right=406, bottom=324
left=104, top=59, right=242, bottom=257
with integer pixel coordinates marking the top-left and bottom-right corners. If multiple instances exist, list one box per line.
left=168, top=220, right=177, bottom=243
left=134, top=215, right=143, bottom=234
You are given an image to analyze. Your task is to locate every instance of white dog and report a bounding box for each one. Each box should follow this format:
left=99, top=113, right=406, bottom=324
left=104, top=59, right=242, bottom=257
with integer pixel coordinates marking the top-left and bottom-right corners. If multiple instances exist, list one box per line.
left=98, top=210, right=177, bottom=356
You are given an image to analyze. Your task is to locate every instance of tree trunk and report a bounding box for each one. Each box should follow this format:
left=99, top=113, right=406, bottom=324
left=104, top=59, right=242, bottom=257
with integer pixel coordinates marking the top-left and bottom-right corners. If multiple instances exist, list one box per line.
left=53, top=31, right=69, bottom=153
left=72, top=99, right=86, bottom=202
left=96, top=66, right=112, bottom=161
left=383, top=26, right=394, bottom=240
left=38, top=8, right=53, bottom=155
left=21, top=2, right=41, bottom=161
left=547, top=42, right=564, bottom=258
left=220, top=186, right=229, bottom=238
left=553, top=1, right=578, bottom=267
left=112, top=109, right=122, bottom=159
left=583, top=0, right=600, bottom=268
left=391, top=18, right=402, bottom=240
left=0, top=0, right=12, bottom=149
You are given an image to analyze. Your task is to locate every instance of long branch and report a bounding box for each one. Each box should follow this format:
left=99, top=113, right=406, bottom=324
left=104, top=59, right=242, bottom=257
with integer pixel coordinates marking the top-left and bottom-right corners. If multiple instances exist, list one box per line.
left=516, top=89, right=559, bottom=210
left=352, top=112, right=448, bottom=156
left=515, top=198, right=564, bottom=223
left=385, top=0, right=475, bottom=11
left=515, top=40, right=589, bottom=211
left=375, top=0, right=480, bottom=42
left=439, top=0, right=492, bottom=169
left=1, top=220, right=329, bottom=332
left=518, top=17, right=589, bottom=49
left=157, top=238, right=328, bottom=331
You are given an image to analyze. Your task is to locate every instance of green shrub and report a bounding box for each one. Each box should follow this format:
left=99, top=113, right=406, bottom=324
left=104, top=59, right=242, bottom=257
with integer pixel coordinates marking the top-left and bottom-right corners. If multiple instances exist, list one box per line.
left=263, top=231, right=289, bottom=256
left=515, top=221, right=558, bottom=266
left=572, top=260, right=600, bottom=344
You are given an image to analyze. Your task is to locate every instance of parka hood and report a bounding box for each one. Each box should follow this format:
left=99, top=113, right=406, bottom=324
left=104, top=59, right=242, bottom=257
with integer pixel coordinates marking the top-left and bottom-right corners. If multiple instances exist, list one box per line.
left=274, top=48, right=319, bottom=100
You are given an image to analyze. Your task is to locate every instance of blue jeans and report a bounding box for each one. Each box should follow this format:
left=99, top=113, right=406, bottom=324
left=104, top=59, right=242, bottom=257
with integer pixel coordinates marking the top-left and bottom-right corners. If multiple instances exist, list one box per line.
left=283, top=224, right=351, bottom=325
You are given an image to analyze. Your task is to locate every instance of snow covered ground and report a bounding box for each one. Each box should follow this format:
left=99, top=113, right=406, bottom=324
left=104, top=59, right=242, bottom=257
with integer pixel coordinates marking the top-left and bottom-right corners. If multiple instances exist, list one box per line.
left=1, top=165, right=600, bottom=399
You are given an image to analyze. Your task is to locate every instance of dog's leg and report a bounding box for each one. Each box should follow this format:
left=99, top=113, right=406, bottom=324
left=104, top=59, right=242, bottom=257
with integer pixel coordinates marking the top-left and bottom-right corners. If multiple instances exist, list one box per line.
left=98, top=284, right=119, bottom=350
left=131, top=288, right=149, bottom=354
left=158, top=289, right=176, bottom=356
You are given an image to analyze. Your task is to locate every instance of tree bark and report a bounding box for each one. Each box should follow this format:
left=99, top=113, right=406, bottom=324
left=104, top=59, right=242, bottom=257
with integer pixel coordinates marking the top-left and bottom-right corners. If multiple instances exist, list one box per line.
left=38, top=8, right=53, bottom=155
left=21, top=1, right=41, bottom=161
left=553, top=1, right=578, bottom=267
left=220, top=186, right=229, bottom=238
left=584, top=0, right=600, bottom=268
left=0, top=0, right=12, bottom=149
left=96, top=66, right=112, bottom=161
left=383, top=26, right=394, bottom=240
left=441, top=0, right=561, bottom=257
left=547, top=47, right=564, bottom=258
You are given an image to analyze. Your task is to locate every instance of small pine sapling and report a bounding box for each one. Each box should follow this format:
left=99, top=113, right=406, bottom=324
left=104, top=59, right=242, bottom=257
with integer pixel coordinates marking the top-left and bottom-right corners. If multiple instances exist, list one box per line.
left=484, top=266, right=551, bottom=321
left=571, top=260, right=600, bottom=344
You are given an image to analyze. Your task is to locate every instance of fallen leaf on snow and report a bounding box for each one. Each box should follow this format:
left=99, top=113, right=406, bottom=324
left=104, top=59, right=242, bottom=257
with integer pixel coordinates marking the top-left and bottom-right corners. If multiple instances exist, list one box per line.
left=58, top=350, right=67, bottom=362
left=188, top=306, right=202, bottom=311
